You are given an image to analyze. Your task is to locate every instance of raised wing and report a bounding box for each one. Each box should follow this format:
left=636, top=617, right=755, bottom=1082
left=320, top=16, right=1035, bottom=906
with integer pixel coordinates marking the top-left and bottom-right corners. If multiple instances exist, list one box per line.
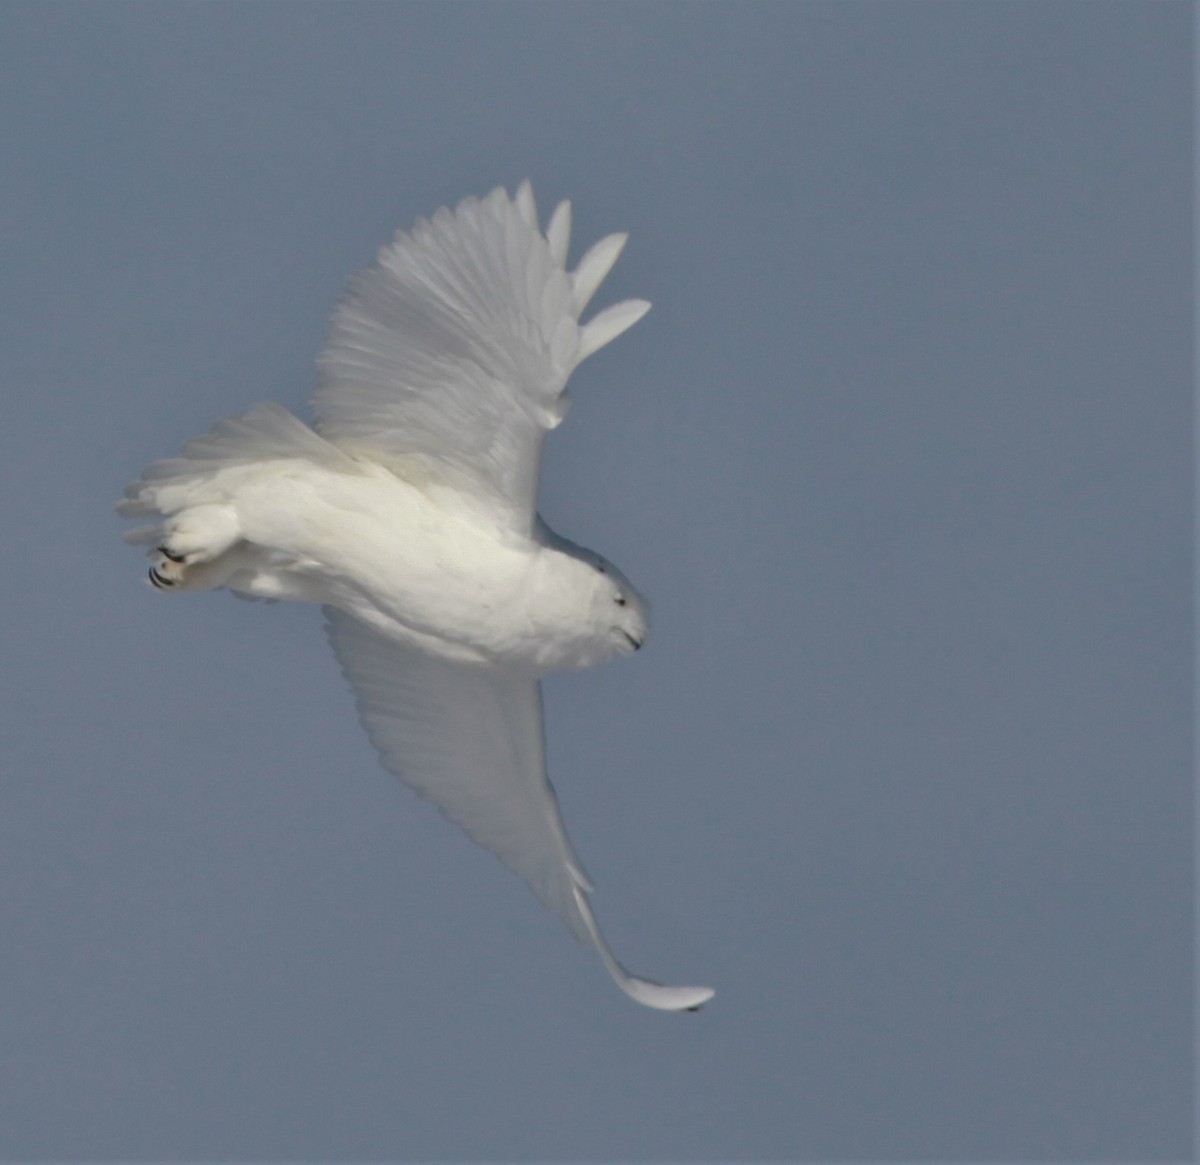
left=312, top=183, right=650, bottom=535
left=324, top=606, right=715, bottom=1012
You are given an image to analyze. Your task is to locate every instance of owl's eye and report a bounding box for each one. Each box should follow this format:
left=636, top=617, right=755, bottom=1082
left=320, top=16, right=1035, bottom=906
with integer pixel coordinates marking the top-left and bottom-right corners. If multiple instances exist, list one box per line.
left=615, top=595, right=626, bottom=606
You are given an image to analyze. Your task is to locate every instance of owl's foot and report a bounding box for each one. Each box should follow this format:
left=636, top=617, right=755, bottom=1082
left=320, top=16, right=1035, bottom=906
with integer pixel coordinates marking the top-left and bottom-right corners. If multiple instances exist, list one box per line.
left=148, top=547, right=190, bottom=589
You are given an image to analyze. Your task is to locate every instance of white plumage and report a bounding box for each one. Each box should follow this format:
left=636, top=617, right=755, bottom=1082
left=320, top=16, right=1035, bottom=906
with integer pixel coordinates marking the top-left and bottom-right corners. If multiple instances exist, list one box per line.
left=119, top=183, right=714, bottom=1012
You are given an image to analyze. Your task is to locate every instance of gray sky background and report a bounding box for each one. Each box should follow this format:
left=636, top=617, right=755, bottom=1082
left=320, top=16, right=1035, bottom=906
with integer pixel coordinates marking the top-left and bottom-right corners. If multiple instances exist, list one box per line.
left=0, top=1, right=1191, bottom=1160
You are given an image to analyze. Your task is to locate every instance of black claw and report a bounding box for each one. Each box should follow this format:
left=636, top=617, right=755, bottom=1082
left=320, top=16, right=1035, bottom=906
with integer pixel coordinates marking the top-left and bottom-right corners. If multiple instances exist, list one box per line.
left=157, top=546, right=185, bottom=563
left=148, top=566, right=174, bottom=589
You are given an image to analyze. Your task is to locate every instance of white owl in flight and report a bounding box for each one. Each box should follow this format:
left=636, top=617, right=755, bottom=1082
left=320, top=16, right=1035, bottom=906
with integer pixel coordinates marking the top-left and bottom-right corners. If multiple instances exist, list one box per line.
left=119, top=184, right=714, bottom=1012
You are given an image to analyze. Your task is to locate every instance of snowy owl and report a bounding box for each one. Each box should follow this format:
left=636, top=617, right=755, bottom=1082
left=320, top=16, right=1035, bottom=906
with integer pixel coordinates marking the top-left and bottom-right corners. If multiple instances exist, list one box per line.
left=118, top=184, right=714, bottom=1012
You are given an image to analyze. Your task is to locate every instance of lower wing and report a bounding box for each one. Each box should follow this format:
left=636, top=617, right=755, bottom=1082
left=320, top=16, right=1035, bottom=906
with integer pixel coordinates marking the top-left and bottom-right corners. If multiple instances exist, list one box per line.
left=323, top=606, right=714, bottom=1011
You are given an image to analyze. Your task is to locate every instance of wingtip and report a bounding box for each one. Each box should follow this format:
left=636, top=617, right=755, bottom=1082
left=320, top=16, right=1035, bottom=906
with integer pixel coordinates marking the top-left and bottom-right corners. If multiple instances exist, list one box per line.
left=576, top=298, right=652, bottom=364
left=627, top=981, right=716, bottom=1013
left=546, top=199, right=572, bottom=267
left=571, top=231, right=630, bottom=315
left=514, top=180, right=537, bottom=228
left=569, top=885, right=715, bottom=1012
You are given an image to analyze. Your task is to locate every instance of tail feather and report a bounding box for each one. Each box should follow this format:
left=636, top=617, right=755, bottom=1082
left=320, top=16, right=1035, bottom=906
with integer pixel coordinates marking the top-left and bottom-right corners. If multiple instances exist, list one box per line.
left=117, top=403, right=355, bottom=523
left=180, top=402, right=353, bottom=465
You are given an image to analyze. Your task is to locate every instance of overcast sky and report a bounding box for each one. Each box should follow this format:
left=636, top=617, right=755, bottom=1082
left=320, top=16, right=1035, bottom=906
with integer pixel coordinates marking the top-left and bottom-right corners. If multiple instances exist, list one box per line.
left=0, top=1, right=1191, bottom=1160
